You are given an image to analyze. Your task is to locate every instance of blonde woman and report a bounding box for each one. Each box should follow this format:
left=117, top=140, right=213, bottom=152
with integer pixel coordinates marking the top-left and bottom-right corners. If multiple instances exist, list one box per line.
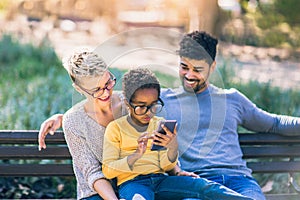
left=59, top=50, right=125, bottom=200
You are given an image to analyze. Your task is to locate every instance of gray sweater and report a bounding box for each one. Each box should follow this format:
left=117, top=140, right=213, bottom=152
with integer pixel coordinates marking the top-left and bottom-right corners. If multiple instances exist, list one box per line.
left=159, top=85, right=300, bottom=177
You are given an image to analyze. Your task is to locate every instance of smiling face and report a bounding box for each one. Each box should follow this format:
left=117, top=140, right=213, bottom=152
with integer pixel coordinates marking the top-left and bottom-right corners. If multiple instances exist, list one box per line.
left=179, top=56, right=216, bottom=93
left=76, top=70, right=114, bottom=105
left=128, top=88, right=160, bottom=126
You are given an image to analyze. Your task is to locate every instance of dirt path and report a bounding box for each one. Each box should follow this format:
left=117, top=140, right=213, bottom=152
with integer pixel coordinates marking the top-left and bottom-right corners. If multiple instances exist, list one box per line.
left=49, top=27, right=300, bottom=90
left=2, top=17, right=300, bottom=90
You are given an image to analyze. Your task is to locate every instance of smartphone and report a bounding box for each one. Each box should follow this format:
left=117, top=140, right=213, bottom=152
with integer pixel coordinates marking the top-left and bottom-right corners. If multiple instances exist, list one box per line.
left=151, top=120, right=177, bottom=151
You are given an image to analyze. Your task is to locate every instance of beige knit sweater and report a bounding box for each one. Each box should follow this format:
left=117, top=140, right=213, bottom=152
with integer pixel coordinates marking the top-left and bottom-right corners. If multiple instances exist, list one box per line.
left=62, top=92, right=126, bottom=199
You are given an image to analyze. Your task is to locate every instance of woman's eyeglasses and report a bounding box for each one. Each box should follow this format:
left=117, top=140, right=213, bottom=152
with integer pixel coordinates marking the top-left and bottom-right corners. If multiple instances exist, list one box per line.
left=76, top=73, right=116, bottom=98
left=129, top=98, right=164, bottom=115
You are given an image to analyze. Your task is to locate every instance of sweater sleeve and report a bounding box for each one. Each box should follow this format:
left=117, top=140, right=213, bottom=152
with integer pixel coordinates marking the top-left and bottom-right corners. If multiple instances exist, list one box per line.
left=102, top=121, right=132, bottom=179
left=237, top=89, right=300, bottom=135
left=158, top=150, right=178, bottom=172
left=63, top=114, right=106, bottom=190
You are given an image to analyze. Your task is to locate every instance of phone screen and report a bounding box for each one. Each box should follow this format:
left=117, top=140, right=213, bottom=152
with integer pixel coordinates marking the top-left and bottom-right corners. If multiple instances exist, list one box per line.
left=151, top=120, right=177, bottom=151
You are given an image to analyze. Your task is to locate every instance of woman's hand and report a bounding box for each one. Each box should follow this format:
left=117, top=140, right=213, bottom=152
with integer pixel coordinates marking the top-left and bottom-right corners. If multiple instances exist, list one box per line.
left=38, top=114, right=63, bottom=150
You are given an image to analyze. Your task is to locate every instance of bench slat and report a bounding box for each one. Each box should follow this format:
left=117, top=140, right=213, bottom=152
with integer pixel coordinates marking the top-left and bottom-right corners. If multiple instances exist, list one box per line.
left=239, top=133, right=300, bottom=145
left=265, top=193, right=300, bottom=200
left=0, top=146, right=71, bottom=159
left=0, top=130, right=65, bottom=144
left=0, top=164, right=74, bottom=176
left=247, top=161, right=300, bottom=173
left=242, top=146, right=300, bottom=158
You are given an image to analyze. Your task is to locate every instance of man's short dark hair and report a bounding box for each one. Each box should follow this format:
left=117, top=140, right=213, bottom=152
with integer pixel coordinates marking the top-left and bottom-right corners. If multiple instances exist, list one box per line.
left=178, top=31, right=218, bottom=64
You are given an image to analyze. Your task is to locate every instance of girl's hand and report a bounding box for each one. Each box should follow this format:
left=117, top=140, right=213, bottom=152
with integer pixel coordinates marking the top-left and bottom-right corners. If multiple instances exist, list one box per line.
left=127, top=132, right=149, bottom=169
left=152, top=124, right=178, bottom=150
left=135, top=132, right=149, bottom=156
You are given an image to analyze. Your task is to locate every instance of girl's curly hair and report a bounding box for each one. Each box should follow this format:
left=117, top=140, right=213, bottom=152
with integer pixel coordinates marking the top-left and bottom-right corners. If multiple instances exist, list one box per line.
left=123, top=67, right=160, bottom=102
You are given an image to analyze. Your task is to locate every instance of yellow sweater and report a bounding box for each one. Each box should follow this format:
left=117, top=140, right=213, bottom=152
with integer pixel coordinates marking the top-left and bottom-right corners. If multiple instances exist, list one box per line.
left=102, top=116, right=177, bottom=186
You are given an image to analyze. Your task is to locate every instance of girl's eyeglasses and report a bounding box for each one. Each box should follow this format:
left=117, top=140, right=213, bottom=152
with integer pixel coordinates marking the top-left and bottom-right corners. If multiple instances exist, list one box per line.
left=129, top=98, right=164, bottom=115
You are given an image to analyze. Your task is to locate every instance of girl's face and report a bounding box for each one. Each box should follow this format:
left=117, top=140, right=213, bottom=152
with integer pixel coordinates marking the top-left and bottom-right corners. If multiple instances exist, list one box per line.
left=128, top=88, right=160, bottom=126
left=76, top=71, right=116, bottom=104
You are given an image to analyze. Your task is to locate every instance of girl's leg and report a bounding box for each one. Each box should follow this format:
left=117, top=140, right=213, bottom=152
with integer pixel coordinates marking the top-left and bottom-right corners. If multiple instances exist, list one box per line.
left=155, top=176, right=253, bottom=200
left=119, top=181, right=154, bottom=200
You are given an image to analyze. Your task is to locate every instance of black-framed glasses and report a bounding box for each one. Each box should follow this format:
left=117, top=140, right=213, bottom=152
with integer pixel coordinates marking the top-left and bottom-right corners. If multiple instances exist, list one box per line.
left=129, top=98, right=164, bottom=116
left=76, top=73, right=116, bottom=98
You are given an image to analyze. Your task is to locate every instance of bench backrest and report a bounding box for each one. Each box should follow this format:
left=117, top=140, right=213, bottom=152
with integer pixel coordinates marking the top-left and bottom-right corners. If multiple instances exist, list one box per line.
left=0, top=130, right=73, bottom=176
left=1, top=130, right=300, bottom=176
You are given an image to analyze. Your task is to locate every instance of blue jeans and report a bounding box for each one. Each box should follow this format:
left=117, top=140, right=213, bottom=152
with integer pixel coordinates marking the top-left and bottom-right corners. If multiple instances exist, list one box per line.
left=201, top=174, right=266, bottom=200
left=81, top=194, right=103, bottom=200
left=118, top=173, right=253, bottom=200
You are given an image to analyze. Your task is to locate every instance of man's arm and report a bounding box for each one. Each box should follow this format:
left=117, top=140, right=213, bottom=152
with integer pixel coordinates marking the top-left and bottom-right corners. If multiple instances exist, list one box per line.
left=38, top=113, right=63, bottom=150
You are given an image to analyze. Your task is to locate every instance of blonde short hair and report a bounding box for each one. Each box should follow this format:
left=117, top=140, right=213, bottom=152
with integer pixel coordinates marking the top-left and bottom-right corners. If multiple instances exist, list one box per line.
left=63, top=50, right=107, bottom=84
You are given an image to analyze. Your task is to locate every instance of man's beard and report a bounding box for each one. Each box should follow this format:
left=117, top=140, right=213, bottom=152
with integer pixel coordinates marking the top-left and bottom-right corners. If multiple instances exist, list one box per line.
left=181, top=77, right=208, bottom=93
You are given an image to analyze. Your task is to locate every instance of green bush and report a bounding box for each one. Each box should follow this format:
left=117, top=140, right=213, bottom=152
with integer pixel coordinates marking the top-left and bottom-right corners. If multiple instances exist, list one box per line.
left=0, top=34, right=76, bottom=198
left=0, top=176, right=76, bottom=199
left=221, top=0, right=300, bottom=48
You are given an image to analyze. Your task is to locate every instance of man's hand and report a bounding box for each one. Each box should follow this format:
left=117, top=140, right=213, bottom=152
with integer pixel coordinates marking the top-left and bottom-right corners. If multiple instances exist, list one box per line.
left=176, top=170, right=199, bottom=178
left=38, top=114, right=63, bottom=150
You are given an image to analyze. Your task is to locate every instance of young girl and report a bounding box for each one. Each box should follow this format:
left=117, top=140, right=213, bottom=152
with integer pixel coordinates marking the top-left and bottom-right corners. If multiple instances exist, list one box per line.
left=102, top=68, right=253, bottom=200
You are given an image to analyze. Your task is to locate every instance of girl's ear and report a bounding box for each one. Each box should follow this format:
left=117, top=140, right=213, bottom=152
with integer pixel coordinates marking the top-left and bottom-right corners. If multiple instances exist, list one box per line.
left=124, top=98, right=130, bottom=107
left=124, top=99, right=132, bottom=113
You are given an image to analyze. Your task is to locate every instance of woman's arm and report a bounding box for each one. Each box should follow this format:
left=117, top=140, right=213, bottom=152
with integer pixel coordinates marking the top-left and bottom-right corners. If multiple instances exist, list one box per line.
left=63, top=114, right=116, bottom=199
left=38, top=113, right=63, bottom=150
left=93, top=179, right=118, bottom=200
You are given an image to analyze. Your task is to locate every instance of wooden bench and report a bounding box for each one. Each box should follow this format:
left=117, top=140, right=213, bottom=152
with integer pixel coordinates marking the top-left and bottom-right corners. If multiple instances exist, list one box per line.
left=1, top=130, right=300, bottom=199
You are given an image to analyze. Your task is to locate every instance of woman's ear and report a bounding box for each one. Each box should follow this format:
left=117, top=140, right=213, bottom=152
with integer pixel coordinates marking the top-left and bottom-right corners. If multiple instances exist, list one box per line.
left=72, top=83, right=83, bottom=95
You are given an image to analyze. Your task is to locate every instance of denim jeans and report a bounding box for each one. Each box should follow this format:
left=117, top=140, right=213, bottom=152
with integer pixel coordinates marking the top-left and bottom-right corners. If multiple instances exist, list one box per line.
left=201, top=174, right=266, bottom=200
left=81, top=194, right=103, bottom=200
left=118, top=173, right=253, bottom=200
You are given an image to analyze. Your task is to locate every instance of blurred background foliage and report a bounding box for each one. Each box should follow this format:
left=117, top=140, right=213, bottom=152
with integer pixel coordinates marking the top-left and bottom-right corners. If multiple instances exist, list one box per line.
left=1, top=0, right=300, bottom=198
left=221, top=0, right=300, bottom=48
